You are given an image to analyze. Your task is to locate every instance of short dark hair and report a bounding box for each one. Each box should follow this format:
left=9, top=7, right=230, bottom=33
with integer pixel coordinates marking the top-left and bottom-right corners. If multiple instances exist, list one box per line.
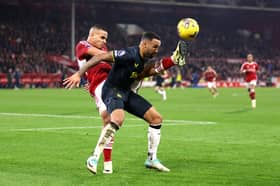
left=141, top=32, right=161, bottom=41
left=91, top=24, right=107, bottom=31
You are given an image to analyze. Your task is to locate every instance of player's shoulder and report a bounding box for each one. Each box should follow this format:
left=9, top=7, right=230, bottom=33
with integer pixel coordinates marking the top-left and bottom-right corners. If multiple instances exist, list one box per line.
left=241, top=61, right=249, bottom=67
left=114, top=46, right=138, bottom=58
left=122, top=46, right=138, bottom=55
left=127, top=45, right=138, bottom=51
left=76, top=40, right=91, bottom=48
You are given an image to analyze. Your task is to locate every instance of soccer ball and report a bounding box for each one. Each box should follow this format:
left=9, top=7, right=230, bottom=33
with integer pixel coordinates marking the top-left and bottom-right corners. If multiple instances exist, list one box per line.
left=177, top=18, right=199, bottom=41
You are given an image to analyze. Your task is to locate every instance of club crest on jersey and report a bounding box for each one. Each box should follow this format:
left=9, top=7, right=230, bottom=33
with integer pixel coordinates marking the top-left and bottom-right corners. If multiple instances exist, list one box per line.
left=134, top=63, right=139, bottom=68
left=115, top=50, right=126, bottom=57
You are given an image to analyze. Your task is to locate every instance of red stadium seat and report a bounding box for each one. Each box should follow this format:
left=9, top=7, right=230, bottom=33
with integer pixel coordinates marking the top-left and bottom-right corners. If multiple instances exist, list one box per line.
left=21, top=73, right=33, bottom=84
left=0, top=73, right=8, bottom=86
left=32, top=74, right=42, bottom=86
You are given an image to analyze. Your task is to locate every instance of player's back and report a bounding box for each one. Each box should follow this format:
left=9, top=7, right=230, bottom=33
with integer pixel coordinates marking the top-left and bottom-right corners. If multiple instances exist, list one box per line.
left=106, top=46, right=146, bottom=90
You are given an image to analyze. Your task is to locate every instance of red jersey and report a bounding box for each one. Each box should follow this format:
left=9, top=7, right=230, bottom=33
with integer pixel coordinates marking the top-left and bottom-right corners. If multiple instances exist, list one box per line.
left=75, top=41, right=111, bottom=96
left=204, top=70, right=217, bottom=82
left=240, top=61, right=258, bottom=82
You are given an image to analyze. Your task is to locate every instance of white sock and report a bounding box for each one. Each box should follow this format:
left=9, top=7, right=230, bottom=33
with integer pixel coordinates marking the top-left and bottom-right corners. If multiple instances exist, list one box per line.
left=157, top=90, right=163, bottom=95
left=148, top=125, right=161, bottom=161
left=252, top=99, right=256, bottom=108
left=162, top=90, right=167, bottom=100
left=92, top=123, right=118, bottom=161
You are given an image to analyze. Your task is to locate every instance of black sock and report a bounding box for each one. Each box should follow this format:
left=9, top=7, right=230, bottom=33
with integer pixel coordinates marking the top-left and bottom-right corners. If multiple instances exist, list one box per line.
left=149, top=124, right=161, bottom=129
left=110, top=122, right=119, bottom=131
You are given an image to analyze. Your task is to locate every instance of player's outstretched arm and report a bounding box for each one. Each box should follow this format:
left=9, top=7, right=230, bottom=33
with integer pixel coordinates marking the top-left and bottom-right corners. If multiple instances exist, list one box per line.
left=78, top=51, right=114, bottom=76
left=138, top=57, right=175, bottom=79
left=63, top=72, right=81, bottom=89
left=63, top=51, right=114, bottom=89
left=240, top=64, right=246, bottom=73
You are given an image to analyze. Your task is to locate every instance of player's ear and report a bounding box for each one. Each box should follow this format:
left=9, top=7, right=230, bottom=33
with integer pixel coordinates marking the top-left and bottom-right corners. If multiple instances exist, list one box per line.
left=141, top=39, right=149, bottom=47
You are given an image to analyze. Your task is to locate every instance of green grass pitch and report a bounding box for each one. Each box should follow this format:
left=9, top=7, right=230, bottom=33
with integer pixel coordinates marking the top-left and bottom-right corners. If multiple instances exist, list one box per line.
left=0, top=88, right=280, bottom=186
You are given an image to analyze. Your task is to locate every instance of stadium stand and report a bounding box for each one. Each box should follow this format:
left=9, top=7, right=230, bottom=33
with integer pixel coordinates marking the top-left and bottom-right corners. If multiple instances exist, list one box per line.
left=0, top=1, right=280, bottom=88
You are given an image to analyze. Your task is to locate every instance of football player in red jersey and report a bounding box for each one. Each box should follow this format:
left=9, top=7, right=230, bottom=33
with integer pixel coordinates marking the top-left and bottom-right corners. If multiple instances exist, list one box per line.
left=203, top=66, right=218, bottom=97
left=240, top=53, right=259, bottom=108
left=75, top=25, right=114, bottom=174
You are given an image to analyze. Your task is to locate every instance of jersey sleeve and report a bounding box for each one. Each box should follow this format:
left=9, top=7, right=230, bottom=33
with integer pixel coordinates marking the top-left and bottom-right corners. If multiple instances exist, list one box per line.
left=213, top=70, right=217, bottom=76
left=76, top=42, right=90, bottom=60
left=112, top=49, right=132, bottom=65
left=240, top=63, right=246, bottom=72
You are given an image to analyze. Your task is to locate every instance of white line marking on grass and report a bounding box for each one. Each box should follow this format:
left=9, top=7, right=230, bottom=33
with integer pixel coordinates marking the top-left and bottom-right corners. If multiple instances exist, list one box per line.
left=0, top=112, right=102, bottom=119
left=1, top=112, right=217, bottom=132
left=10, top=125, right=142, bottom=131
left=11, top=126, right=102, bottom=131
left=10, top=122, right=216, bottom=132
left=0, top=112, right=217, bottom=125
left=165, top=120, right=216, bottom=125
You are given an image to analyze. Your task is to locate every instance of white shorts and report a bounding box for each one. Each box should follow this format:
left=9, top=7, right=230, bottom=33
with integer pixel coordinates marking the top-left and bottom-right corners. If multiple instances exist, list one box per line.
left=207, top=82, right=216, bottom=89
left=94, top=80, right=107, bottom=115
left=246, top=80, right=257, bottom=88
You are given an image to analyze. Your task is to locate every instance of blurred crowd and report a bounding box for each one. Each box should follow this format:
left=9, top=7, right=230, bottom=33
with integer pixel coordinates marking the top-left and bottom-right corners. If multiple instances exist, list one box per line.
left=1, top=4, right=280, bottom=88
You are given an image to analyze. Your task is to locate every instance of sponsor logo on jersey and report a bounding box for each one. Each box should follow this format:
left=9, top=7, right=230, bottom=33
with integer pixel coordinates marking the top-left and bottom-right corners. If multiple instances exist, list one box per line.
left=130, top=72, right=138, bottom=78
left=117, top=93, right=122, bottom=98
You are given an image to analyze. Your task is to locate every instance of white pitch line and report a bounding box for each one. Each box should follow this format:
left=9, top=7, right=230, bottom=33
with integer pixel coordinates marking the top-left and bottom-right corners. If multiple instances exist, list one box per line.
left=0, top=112, right=217, bottom=125
left=0, top=112, right=101, bottom=119
left=10, top=122, right=216, bottom=132
left=10, top=124, right=149, bottom=131
left=11, top=126, right=103, bottom=131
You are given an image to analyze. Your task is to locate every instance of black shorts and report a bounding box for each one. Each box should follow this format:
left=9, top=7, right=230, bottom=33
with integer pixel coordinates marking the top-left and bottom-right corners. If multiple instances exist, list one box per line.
left=155, top=75, right=164, bottom=87
left=102, top=82, right=152, bottom=119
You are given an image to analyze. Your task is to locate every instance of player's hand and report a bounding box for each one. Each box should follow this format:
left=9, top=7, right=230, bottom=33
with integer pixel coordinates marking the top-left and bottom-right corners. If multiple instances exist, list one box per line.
left=63, top=72, right=81, bottom=89
left=84, top=83, right=89, bottom=91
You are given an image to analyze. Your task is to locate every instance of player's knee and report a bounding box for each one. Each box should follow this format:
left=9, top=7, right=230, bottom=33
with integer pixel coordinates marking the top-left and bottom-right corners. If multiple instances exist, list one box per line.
left=110, top=118, right=124, bottom=126
left=110, top=109, right=125, bottom=126
left=101, top=111, right=111, bottom=126
left=144, top=107, right=163, bottom=124
left=151, top=113, right=163, bottom=124
left=110, top=116, right=125, bottom=126
left=102, top=115, right=111, bottom=126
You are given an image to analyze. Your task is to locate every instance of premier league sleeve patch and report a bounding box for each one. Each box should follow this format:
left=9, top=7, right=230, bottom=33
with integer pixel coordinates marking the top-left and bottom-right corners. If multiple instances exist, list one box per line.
left=113, top=49, right=131, bottom=64
left=115, top=50, right=126, bottom=57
